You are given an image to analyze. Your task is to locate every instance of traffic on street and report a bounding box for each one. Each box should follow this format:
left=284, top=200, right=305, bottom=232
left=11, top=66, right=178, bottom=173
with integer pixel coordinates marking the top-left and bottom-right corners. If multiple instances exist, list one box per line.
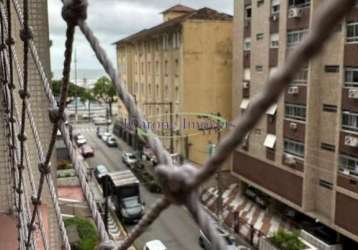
left=72, top=122, right=205, bottom=250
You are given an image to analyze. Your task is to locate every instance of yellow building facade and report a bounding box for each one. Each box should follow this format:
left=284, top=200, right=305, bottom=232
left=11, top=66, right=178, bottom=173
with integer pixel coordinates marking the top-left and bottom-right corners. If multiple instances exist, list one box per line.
left=115, top=5, right=233, bottom=165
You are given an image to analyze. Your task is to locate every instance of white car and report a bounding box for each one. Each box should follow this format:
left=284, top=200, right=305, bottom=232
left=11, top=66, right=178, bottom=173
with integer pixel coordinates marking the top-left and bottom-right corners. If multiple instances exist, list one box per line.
left=101, top=132, right=112, bottom=142
left=122, top=152, right=137, bottom=166
left=94, top=117, right=111, bottom=125
left=76, top=135, right=87, bottom=146
left=143, top=240, right=167, bottom=250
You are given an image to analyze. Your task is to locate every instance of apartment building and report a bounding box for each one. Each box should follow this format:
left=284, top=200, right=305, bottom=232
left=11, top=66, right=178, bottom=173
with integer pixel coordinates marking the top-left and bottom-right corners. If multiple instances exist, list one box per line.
left=115, top=5, right=233, bottom=165
left=232, top=0, right=358, bottom=245
left=0, top=1, right=61, bottom=249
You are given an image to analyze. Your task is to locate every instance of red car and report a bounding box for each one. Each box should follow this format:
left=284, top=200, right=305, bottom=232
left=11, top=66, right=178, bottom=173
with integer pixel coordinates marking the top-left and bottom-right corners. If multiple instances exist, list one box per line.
left=81, top=145, right=94, bottom=158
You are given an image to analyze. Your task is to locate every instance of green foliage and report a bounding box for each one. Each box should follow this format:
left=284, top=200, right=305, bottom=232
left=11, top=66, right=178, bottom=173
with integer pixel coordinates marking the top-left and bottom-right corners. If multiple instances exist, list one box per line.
left=92, top=76, right=116, bottom=103
left=92, top=76, right=117, bottom=116
left=51, top=80, right=88, bottom=100
left=64, top=217, right=98, bottom=250
left=271, top=230, right=306, bottom=250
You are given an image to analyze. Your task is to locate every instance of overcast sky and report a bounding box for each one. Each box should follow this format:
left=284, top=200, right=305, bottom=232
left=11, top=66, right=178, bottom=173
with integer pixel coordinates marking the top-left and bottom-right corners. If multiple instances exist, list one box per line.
left=48, top=0, right=233, bottom=77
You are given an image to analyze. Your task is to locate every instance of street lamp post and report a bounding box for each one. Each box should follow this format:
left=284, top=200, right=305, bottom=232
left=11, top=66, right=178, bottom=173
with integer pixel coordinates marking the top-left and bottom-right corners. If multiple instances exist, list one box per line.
left=208, top=112, right=223, bottom=225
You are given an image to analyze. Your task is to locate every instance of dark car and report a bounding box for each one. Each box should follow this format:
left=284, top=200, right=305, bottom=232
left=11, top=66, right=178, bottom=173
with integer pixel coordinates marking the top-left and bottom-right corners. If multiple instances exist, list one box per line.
left=199, top=226, right=238, bottom=250
left=106, top=136, right=118, bottom=147
left=80, top=145, right=94, bottom=158
left=94, top=165, right=109, bottom=184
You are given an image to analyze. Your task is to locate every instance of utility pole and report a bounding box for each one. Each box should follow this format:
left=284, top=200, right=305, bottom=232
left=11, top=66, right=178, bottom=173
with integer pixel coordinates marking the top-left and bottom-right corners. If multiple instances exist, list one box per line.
left=74, top=48, right=78, bottom=122
left=216, top=112, right=223, bottom=225
left=102, top=175, right=110, bottom=233
left=208, top=112, right=223, bottom=225
left=144, top=102, right=174, bottom=154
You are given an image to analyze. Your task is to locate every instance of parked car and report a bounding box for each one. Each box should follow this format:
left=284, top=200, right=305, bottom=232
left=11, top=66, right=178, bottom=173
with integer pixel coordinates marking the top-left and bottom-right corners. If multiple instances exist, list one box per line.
left=143, top=240, right=167, bottom=250
left=101, top=132, right=112, bottom=142
left=122, top=152, right=137, bottom=166
left=80, top=145, right=94, bottom=158
left=76, top=135, right=87, bottom=146
left=106, top=136, right=118, bottom=147
left=199, top=226, right=237, bottom=250
left=94, top=165, right=109, bottom=184
left=94, top=117, right=111, bottom=125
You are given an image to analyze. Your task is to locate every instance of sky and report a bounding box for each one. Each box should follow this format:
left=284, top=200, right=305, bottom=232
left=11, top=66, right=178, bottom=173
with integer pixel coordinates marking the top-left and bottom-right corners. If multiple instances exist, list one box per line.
left=48, top=0, right=233, bottom=79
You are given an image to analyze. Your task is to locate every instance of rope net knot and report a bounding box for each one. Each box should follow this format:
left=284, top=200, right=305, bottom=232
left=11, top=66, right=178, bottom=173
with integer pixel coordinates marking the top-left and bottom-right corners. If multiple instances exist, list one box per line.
left=156, top=164, right=199, bottom=205
left=62, top=0, right=88, bottom=26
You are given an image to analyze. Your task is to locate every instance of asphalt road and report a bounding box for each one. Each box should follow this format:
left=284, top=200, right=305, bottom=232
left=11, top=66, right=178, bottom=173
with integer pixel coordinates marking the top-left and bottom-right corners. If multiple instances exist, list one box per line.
left=74, top=123, right=202, bottom=250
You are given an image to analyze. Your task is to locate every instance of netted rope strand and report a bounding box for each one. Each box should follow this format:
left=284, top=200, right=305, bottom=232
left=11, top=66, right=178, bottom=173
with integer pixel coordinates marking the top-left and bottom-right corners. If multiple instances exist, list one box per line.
left=6, top=1, right=110, bottom=239
left=0, top=6, right=50, bottom=248
left=22, top=0, right=85, bottom=248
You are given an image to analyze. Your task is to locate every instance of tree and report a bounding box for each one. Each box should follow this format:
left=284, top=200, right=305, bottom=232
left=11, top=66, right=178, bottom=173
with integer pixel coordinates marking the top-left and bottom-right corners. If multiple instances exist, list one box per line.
left=80, top=90, right=96, bottom=119
left=92, top=76, right=117, bottom=117
left=51, top=80, right=87, bottom=100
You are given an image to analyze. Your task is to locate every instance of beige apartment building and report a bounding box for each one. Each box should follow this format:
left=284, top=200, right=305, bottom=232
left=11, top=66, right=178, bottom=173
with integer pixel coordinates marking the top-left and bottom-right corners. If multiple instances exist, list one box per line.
left=232, top=0, right=358, bottom=246
left=115, top=5, right=233, bottom=165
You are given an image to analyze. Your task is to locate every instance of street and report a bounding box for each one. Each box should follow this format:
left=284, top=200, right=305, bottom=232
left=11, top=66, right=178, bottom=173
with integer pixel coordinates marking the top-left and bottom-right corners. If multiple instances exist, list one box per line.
left=74, top=123, right=202, bottom=250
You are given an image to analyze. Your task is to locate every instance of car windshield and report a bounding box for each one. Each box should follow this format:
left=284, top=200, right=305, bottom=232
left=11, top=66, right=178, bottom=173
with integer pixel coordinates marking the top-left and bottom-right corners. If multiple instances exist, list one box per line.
left=128, top=154, right=136, bottom=159
left=123, top=197, right=140, bottom=208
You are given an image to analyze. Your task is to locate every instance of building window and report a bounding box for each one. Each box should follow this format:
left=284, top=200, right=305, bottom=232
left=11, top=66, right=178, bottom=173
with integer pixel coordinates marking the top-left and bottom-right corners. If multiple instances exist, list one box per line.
left=244, top=38, right=251, bottom=51
left=285, top=103, right=306, bottom=121
left=342, top=111, right=358, bottom=132
left=325, top=65, right=339, bottom=73
left=288, top=0, right=311, bottom=8
left=156, top=61, right=159, bottom=75
left=175, top=59, right=179, bottom=77
left=344, top=67, right=358, bottom=87
left=256, top=65, right=263, bottom=72
left=339, top=154, right=358, bottom=176
left=256, top=33, right=264, bottom=40
left=257, top=0, right=264, bottom=7
left=141, top=62, right=144, bottom=75
left=323, top=104, right=337, bottom=113
left=270, top=33, right=279, bottom=48
left=321, top=143, right=335, bottom=152
left=287, top=29, right=307, bottom=47
left=271, top=0, right=280, bottom=14
left=245, top=5, right=252, bottom=20
left=319, top=180, right=333, bottom=190
left=284, top=139, right=304, bottom=158
left=346, top=22, right=358, bottom=43
left=244, top=68, right=251, bottom=81
left=291, top=67, right=308, bottom=84
left=164, top=60, right=168, bottom=76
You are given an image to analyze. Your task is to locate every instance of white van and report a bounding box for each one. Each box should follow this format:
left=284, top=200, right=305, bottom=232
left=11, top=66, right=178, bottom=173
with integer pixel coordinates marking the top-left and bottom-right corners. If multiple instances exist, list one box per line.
left=143, top=240, right=167, bottom=250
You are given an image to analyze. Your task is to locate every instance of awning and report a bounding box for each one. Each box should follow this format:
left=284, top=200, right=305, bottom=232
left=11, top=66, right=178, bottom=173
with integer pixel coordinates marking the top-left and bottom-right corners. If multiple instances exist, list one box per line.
left=240, top=99, right=250, bottom=110
left=264, top=134, right=276, bottom=149
left=266, top=104, right=278, bottom=115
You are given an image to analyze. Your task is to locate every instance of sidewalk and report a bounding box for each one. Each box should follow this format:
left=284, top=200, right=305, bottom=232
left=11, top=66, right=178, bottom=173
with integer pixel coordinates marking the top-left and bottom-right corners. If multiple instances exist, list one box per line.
left=201, top=184, right=292, bottom=247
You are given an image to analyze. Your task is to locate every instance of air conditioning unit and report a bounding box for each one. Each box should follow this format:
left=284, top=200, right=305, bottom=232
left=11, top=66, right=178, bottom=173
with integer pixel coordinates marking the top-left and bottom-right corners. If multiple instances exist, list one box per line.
left=344, top=135, right=358, bottom=147
left=288, top=8, right=303, bottom=19
left=284, top=154, right=296, bottom=165
left=348, top=88, right=358, bottom=99
left=288, top=86, right=299, bottom=95
left=289, top=122, right=298, bottom=130
left=243, top=81, right=250, bottom=89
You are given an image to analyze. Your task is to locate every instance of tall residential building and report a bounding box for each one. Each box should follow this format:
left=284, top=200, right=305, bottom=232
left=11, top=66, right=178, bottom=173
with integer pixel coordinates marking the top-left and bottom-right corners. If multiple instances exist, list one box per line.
left=0, top=1, right=61, bottom=249
left=232, top=0, right=358, bottom=245
left=115, top=5, right=233, bottom=165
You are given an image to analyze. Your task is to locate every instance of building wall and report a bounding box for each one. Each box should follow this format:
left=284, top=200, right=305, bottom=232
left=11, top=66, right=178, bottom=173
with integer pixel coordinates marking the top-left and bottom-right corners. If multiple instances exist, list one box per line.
left=117, top=17, right=233, bottom=166
left=182, top=19, right=233, bottom=165
left=232, top=0, right=358, bottom=243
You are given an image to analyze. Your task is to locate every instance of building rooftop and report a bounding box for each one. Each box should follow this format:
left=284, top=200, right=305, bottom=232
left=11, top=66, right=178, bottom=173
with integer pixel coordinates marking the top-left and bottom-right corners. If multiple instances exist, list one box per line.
left=114, top=7, right=232, bottom=45
left=161, top=4, right=195, bottom=14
